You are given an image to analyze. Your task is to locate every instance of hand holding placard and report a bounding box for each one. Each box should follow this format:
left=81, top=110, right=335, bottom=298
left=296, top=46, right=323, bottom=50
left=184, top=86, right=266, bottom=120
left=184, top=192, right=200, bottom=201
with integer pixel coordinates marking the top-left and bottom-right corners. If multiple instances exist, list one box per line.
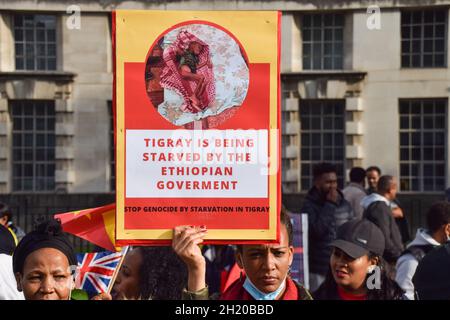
left=172, top=226, right=207, bottom=292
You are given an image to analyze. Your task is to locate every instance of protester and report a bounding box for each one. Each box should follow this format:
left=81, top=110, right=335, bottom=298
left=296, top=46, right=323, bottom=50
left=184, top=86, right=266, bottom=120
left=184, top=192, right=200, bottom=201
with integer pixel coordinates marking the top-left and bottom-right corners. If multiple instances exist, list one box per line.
left=396, top=201, right=450, bottom=299
left=365, top=167, right=410, bottom=244
left=0, top=202, right=25, bottom=244
left=412, top=242, right=450, bottom=300
left=301, top=162, right=354, bottom=291
left=314, top=219, right=405, bottom=300
left=343, top=167, right=367, bottom=219
left=172, top=208, right=312, bottom=300
left=110, top=246, right=187, bottom=300
left=366, top=166, right=381, bottom=195
left=0, top=224, right=15, bottom=256
left=361, top=175, right=404, bottom=265
left=12, top=218, right=77, bottom=300
left=0, top=224, right=24, bottom=300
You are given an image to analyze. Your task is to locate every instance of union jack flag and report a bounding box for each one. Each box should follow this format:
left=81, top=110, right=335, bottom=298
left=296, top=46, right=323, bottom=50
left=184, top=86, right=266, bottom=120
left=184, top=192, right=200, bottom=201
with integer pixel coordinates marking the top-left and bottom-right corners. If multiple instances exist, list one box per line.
left=75, top=250, right=125, bottom=294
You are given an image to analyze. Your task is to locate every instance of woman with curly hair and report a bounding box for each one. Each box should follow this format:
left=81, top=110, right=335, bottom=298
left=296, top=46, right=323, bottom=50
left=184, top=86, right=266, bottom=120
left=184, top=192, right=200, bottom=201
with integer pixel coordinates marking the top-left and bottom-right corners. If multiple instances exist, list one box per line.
left=110, top=246, right=187, bottom=300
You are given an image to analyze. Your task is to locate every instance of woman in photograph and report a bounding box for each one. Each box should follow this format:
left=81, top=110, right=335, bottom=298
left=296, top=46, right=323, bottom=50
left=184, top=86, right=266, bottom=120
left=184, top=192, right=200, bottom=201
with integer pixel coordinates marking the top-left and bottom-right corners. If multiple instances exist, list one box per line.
left=160, top=30, right=215, bottom=113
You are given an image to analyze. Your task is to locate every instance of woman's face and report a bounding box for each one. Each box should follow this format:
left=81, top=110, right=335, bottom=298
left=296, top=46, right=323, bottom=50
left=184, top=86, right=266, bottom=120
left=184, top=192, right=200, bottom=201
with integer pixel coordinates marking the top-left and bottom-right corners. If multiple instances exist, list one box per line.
left=330, top=247, right=376, bottom=294
left=111, top=248, right=143, bottom=300
left=236, top=224, right=293, bottom=296
left=189, top=42, right=203, bottom=55
left=16, top=248, right=73, bottom=300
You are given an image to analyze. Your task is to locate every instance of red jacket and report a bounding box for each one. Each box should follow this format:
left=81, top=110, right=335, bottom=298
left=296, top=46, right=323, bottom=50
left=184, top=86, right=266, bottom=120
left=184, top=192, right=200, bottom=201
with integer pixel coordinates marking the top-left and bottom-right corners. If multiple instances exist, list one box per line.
left=220, top=276, right=312, bottom=300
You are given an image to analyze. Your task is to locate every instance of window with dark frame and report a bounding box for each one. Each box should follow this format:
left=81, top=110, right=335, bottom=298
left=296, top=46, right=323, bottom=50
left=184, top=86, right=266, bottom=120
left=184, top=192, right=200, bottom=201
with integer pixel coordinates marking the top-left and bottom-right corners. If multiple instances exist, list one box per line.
left=11, top=100, right=56, bottom=192
left=14, top=14, right=57, bottom=71
left=399, top=99, right=447, bottom=191
left=299, top=100, right=346, bottom=191
left=108, top=101, right=115, bottom=192
left=401, top=9, right=447, bottom=68
left=302, top=13, right=344, bottom=70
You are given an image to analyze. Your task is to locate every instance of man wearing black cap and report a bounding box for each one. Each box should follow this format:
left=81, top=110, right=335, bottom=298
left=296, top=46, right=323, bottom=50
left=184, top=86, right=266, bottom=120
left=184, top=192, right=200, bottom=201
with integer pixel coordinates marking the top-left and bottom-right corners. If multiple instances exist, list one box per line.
left=413, top=242, right=450, bottom=300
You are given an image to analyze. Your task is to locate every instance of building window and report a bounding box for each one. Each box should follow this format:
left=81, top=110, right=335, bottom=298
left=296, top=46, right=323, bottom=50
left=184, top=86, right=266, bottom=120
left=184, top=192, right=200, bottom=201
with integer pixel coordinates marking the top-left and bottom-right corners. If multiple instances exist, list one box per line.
left=299, top=100, right=345, bottom=190
left=399, top=99, right=447, bottom=191
left=108, top=101, right=115, bottom=192
left=11, top=100, right=55, bottom=191
left=302, top=13, right=344, bottom=70
left=14, top=14, right=57, bottom=71
left=401, top=9, right=447, bottom=68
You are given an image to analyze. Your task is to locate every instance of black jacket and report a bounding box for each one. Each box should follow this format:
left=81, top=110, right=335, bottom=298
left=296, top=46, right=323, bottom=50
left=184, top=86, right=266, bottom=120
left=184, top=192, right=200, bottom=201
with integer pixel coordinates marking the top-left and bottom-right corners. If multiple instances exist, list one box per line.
left=301, top=187, right=354, bottom=276
left=313, top=275, right=405, bottom=300
left=363, top=201, right=404, bottom=264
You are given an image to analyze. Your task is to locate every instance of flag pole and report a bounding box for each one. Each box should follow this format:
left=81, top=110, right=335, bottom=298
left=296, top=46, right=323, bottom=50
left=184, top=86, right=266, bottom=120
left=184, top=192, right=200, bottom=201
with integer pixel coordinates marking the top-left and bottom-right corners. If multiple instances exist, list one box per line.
left=106, top=246, right=130, bottom=294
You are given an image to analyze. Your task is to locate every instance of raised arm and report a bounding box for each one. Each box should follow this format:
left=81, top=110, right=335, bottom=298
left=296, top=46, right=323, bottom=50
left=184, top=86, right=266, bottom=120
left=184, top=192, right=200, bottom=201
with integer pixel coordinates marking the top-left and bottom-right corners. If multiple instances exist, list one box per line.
left=172, top=226, right=207, bottom=292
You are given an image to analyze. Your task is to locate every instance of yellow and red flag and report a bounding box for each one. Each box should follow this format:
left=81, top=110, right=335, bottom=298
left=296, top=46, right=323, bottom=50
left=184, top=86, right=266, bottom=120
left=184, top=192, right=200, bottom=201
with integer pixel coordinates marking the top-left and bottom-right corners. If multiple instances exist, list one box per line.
left=54, top=203, right=119, bottom=252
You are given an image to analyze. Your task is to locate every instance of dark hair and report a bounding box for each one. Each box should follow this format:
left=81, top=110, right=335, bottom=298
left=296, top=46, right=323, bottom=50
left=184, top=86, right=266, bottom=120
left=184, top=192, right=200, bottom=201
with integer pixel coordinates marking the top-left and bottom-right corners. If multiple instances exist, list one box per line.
left=377, top=175, right=394, bottom=194
left=349, top=167, right=366, bottom=184
left=136, top=246, right=187, bottom=300
left=13, top=218, right=76, bottom=274
left=366, top=166, right=381, bottom=175
left=0, top=224, right=16, bottom=255
left=280, top=206, right=293, bottom=246
left=314, top=252, right=404, bottom=300
left=426, top=201, right=450, bottom=233
left=0, top=202, right=11, bottom=221
left=313, top=163, right=337, bottom=180
left=237, top=206, right=293, bottom=252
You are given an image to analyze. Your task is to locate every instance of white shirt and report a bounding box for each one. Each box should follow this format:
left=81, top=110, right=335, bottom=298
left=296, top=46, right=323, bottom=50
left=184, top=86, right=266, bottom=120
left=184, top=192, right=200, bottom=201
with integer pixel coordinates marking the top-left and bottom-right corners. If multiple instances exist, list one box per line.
left=0, top=254, right=24, bottom=300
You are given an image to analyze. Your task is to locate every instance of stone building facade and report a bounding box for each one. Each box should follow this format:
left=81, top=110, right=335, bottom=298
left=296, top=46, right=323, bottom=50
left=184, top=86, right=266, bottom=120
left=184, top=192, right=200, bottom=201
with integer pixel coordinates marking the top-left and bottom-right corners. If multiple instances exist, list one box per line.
left=0, top=0, right=448, bottom=203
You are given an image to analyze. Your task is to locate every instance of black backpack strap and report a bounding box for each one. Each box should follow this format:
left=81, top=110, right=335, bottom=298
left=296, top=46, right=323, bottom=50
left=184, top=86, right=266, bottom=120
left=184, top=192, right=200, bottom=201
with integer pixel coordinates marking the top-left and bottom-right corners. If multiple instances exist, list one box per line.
left=362, top=201, right=378, bottom=219
left=402, top=244, right=435, bottom=261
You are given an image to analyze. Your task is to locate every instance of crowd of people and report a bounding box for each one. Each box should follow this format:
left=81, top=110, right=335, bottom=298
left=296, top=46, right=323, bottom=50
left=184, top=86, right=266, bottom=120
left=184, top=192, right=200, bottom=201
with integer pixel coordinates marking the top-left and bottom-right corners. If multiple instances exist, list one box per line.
left=0, top=162, right=449, bottom=300
left=301, top=163, right=450, bottom=300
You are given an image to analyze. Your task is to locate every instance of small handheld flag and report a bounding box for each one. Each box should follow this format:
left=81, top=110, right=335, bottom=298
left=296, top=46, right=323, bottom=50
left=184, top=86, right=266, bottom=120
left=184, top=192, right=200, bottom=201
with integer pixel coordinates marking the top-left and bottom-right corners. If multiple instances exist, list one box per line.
left=75, top=248, right=128, bottom=295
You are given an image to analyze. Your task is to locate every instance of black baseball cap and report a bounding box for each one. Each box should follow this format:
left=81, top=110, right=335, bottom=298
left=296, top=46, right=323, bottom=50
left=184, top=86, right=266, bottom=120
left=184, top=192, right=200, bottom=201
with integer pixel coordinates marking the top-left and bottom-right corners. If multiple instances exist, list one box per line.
left=413, top=242, right=450, bottom=300
left=330, top=219, right=385, bottom=259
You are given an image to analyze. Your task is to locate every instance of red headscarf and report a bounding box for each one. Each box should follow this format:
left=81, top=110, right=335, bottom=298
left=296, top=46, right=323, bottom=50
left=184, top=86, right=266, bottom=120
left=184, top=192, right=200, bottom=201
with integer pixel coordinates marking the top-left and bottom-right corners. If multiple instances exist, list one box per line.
left=160, top=29, right=215, bottom=113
